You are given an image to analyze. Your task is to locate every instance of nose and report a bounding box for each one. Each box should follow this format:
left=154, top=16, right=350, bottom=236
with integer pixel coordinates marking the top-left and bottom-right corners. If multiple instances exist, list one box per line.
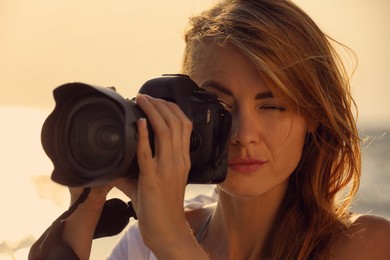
left=230, top=110, right=259, bottom=146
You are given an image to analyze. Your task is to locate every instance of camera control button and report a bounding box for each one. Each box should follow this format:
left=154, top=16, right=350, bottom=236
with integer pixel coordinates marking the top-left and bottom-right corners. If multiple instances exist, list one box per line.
left=191, top=110, right=211, bottom=124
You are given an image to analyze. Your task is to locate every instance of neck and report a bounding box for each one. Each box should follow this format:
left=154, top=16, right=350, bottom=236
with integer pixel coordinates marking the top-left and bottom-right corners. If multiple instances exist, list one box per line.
left=204, top=182, right=288, bottom=259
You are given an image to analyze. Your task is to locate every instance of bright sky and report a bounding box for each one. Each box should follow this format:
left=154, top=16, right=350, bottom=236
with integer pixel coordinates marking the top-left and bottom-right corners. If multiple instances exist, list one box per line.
left=0, top=0, right=389, bottom=258
left=0, top=0, right=389, bottom=127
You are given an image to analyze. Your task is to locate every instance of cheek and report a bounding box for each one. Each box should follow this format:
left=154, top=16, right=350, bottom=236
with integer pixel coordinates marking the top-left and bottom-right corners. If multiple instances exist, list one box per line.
left=266, top=118, right=307, bottom=173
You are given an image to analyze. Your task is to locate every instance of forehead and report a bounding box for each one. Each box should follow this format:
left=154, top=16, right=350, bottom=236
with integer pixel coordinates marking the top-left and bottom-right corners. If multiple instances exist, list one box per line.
left=190, top=44, right=270, bottom=93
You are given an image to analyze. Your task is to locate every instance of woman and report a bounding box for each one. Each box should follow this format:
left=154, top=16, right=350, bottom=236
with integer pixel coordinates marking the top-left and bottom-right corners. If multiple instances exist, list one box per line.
left=30, top=0, right=390, bottom=259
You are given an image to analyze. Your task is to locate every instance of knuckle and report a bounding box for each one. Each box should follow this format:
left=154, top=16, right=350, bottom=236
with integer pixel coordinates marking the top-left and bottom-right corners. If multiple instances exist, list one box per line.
left=166, top=100, right=179, bottom=108
left=179, top=162, right=189, bottom=176
left=184, top=119, right=193, bottom=131
left=184, top=157, right=191, bottom=171
left=181, top=119, right=193, bottom=136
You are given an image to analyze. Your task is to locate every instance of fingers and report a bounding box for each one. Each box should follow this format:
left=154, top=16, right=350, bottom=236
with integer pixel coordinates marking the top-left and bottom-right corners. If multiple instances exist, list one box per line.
left=135, top=94, right=192, bottom=164
left=165, top=101, right=193, bottom=160
left=135, top=117, right=154, bottom=177
left=125, top=95, right=192, bottom=237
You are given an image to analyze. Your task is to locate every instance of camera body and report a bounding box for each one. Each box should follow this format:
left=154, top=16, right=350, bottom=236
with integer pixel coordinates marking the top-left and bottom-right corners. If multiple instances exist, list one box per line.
left=42, top=74, right=231, bottom=187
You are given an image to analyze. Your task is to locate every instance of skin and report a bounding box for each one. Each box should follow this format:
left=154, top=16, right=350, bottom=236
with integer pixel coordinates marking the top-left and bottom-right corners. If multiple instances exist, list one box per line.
left=187, top=45, right=390, bottom=259
left=188, top=45, right=309, bottom=258
left=61, top=45, right=390, bottom=259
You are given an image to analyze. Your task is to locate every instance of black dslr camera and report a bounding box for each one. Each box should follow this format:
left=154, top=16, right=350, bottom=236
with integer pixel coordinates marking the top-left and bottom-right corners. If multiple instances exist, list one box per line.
left=41, top=74, right=231, bottom=187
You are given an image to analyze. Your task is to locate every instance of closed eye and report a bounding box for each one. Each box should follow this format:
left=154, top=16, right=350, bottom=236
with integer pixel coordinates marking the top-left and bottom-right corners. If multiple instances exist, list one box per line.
left=260, top=105, right=286, bottom=112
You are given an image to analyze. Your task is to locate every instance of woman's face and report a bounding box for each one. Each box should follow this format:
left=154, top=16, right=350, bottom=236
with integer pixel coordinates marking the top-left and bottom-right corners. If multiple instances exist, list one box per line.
left=191, top=45, right=309, bottom=198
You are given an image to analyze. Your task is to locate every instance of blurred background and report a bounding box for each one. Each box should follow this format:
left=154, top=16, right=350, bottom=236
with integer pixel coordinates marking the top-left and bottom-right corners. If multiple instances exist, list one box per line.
left=0, top=0, right=389, bottom=259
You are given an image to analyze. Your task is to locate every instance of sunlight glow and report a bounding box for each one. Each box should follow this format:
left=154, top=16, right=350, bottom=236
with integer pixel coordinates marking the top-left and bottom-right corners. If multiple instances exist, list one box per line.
left=0, top=107, right=68, bottom=257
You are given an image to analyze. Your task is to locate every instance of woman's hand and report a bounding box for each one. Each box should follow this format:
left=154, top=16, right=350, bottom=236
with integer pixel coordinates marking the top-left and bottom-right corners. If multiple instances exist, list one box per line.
left=62, top=185, right=114, bottom=260
left=115, top=93, right=192, bottom=234
left=113, top=94, right=206, bottom=258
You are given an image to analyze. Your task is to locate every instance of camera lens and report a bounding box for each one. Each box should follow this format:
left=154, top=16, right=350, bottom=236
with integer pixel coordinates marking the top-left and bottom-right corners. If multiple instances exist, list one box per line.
left=88, top=119, right=121, bottom=156
left=64, top=95, right=125, bottom=176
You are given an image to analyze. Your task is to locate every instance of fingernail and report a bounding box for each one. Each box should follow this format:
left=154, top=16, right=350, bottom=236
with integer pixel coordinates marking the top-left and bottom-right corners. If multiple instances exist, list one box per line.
left=136, top=94, right=151, bottom=103
left=138, top=117, right=147, bottom=127
left=135, top=94, right=145, bottom=104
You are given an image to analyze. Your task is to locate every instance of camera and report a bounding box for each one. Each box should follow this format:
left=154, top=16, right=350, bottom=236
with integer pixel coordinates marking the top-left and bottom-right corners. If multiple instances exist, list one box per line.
left=41, top=74, right=231, bottom=187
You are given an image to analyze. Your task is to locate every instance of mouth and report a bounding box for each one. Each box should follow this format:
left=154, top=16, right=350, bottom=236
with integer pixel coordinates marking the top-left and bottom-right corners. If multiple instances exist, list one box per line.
left=228, top=158, right=267, bottom=174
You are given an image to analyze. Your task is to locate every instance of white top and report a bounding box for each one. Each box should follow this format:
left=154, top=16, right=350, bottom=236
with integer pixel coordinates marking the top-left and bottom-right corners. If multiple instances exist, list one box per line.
left=107, top=220, right=157, bottom=260
left=106, top=193, right=217, bottom=260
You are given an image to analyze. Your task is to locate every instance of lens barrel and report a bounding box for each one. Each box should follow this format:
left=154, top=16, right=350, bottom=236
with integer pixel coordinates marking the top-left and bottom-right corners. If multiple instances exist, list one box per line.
left=67, top=96, right=124, bottom=173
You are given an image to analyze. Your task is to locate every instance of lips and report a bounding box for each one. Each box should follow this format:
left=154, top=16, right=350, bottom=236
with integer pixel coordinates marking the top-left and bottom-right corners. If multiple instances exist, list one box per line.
left=228, top=158, right=267, bottom=174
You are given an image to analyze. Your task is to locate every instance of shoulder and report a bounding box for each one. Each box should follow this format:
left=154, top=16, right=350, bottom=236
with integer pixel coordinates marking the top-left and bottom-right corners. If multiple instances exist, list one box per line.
left=333, top=214, right=390, bottom=259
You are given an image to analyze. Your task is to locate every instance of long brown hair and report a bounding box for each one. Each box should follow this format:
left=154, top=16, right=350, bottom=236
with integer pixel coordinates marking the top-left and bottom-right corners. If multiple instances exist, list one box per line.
left=182, top=0, right=361, bottom=258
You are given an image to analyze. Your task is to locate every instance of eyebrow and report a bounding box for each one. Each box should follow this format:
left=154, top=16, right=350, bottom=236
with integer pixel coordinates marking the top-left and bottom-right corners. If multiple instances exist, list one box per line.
left=201, top=80, right=274, bottom=100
